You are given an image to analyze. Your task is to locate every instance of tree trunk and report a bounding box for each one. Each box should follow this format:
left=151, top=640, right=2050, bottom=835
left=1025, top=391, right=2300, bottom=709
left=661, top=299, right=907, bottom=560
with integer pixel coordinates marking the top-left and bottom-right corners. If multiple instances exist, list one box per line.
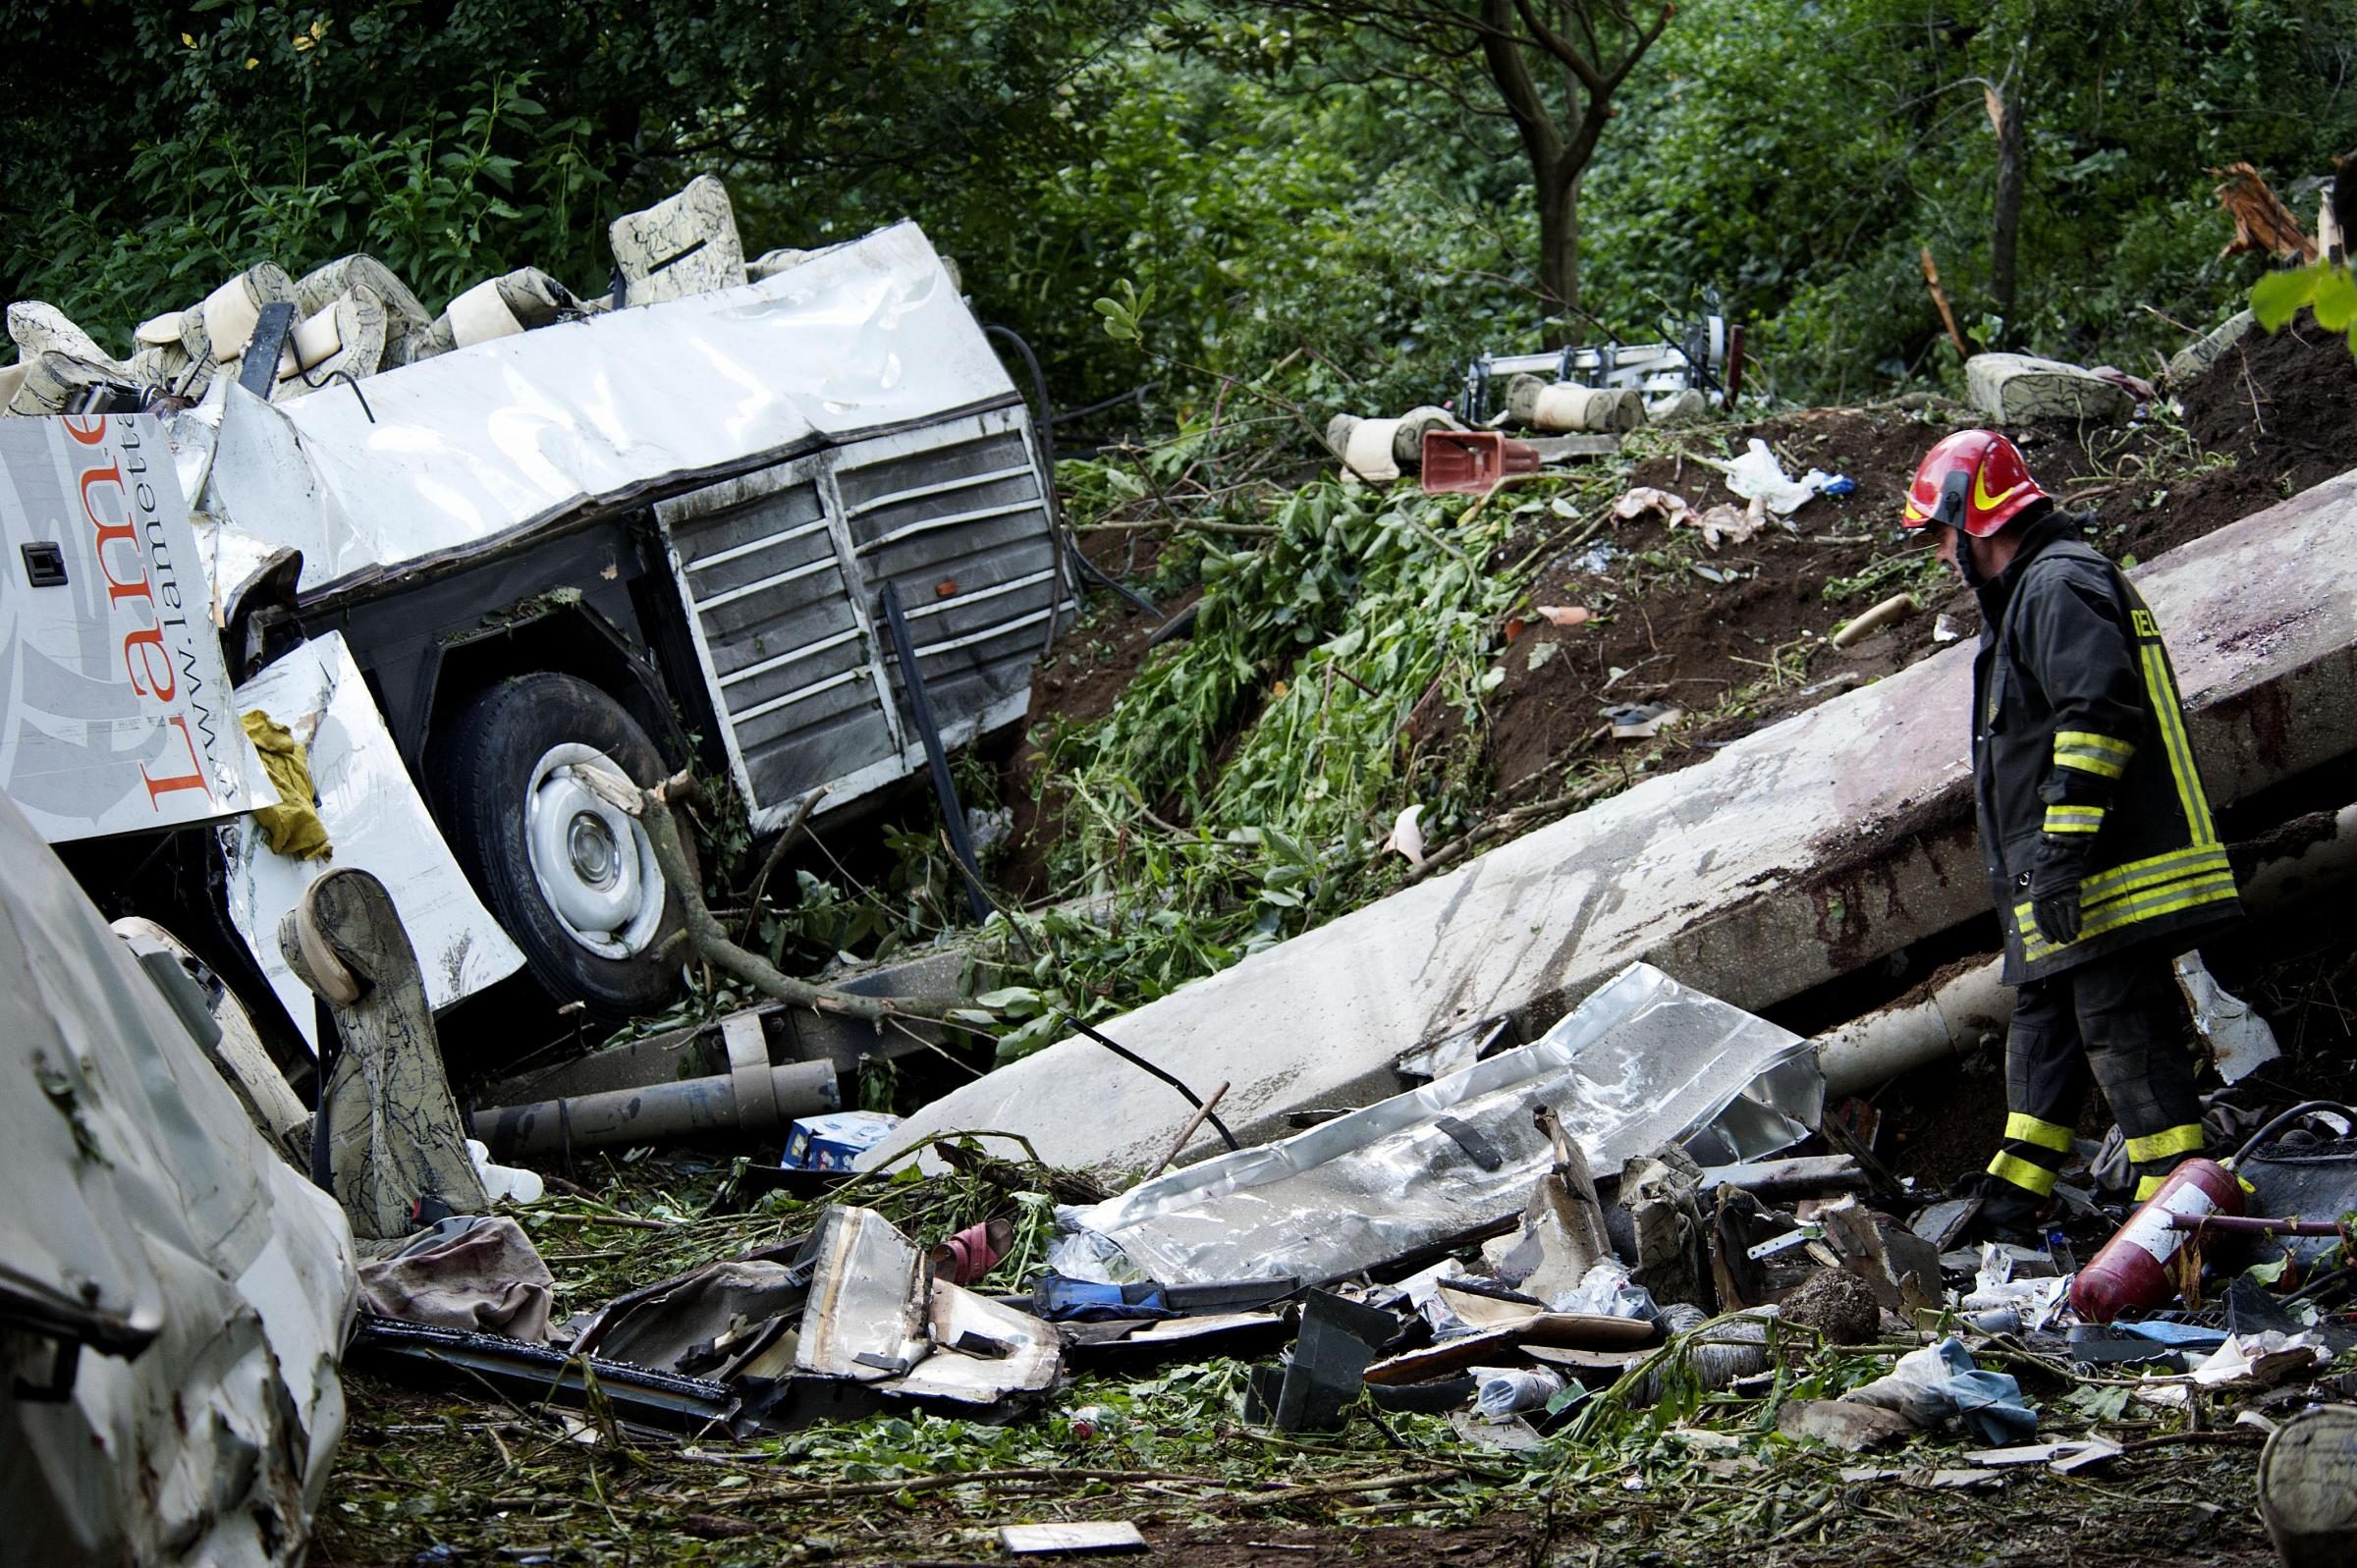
left=1987, top=72, right=2026, bottom=337
left=1538, top=166, right=1582, bottom=349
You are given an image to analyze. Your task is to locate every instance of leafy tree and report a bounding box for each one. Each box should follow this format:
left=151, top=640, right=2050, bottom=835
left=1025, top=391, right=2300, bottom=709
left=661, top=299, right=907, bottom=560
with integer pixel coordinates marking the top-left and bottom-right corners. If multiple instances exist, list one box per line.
left=0, top=0, right=1128, bottom=345
left=1184, top=0, right=1672, bottom=344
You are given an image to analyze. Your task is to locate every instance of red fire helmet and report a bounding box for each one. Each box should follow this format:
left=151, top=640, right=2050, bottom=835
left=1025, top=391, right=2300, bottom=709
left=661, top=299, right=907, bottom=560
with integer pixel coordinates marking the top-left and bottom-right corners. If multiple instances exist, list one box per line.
left=1901, top=428, right=2050, bottom=538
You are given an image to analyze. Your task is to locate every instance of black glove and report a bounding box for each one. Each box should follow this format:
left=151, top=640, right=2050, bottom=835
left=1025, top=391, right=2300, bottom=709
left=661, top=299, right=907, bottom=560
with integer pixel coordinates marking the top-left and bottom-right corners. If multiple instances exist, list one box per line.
left=2028, top=834, right=2091, bottom=946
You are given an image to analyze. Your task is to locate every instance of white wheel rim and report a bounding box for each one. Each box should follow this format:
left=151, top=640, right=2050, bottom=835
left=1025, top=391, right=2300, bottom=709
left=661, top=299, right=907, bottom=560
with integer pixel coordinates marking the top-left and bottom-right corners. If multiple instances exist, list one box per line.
left=523, top=742, right=666, bottom=960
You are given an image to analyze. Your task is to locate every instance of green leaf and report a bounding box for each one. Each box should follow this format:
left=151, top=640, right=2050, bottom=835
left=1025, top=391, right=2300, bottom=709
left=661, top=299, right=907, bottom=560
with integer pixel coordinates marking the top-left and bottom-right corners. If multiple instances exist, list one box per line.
left=2252, top=265, right=2324, bottom=332
left=2314, top=266, right=2357, bottom=333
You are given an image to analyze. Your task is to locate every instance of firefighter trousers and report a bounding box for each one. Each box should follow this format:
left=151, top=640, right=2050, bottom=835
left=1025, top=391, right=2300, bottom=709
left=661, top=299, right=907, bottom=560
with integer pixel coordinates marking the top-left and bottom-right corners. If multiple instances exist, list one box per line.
left=1983, top=945, right=2206, bottom=1225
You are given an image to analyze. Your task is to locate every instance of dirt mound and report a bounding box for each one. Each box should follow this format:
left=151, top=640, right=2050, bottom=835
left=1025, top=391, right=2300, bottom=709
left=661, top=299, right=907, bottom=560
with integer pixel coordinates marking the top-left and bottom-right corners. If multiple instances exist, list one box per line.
left=993, top=546, right=1194, bottom=901
left=1483, top=328, right=2356, bottom=804
left=1004, top=325, right=2350, bottom=886
left=2175, top=310, right=2357, bottom=534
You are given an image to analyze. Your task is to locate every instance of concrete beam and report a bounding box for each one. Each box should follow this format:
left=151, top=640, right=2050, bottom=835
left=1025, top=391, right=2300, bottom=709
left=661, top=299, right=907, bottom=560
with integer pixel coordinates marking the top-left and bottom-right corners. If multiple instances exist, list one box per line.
left=876, top=471, right=2357, bottom=1177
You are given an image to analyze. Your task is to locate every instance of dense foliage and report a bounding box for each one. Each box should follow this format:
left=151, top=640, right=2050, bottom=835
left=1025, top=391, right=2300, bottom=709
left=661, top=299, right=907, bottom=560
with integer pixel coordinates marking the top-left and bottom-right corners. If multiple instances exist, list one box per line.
left=9, top=1, right=2350, bottom=415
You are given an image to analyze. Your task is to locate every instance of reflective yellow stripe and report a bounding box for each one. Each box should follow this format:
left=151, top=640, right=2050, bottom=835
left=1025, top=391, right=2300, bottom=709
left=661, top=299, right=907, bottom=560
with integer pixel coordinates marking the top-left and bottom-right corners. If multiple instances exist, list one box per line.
left=2045, top=805, right=2106, bottom=835
left=2004, top=1112, right=2075, bottom=1152
left=2135, top=1173, right=2167, bottom=1201
left=1988, top=1152, right=2059, bottom=1196
left=2140, top=642, right=2217, bottom=846
left=2015, top=872, right=2239, bottom=956
left=2056, top=730, right=2135, bottom=759
left=2081, top=844, right=2233, bottom=908
left=2055, top=751, right=2126, bottom=780
left=2125, top=1123, right=2205, bottom=1162
left=2055, top=730, right=2134, bottom=781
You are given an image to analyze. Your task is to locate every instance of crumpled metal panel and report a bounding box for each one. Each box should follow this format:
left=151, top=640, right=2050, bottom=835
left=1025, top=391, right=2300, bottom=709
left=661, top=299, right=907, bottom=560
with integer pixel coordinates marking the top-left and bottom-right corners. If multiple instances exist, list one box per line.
left=0, top=791, right=357, bottom=1567
left=794, top=1206, right=931, bottom=1380
left=202, top=222, right=1015, bottom=593
left=1061, top=962, right=1823, bottom=1287
left=222, top=630, right=526, bottom=1051
left=0, top=413, right=270, bottom=842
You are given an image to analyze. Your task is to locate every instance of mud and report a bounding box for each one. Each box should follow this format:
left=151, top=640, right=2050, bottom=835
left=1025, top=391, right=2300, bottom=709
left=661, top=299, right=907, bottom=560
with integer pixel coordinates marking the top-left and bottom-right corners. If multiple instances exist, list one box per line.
left=1483, top=323, right=2357, bottom=809
left=1001, top=327, right=2350, bottom=902
left=994, top=533, right=1197, bottom=900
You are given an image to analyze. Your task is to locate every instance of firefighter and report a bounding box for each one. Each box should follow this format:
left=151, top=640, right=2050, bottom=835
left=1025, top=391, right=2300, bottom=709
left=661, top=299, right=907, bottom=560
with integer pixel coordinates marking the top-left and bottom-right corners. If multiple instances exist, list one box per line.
left=1900, top=429, right=2240, bottom=1237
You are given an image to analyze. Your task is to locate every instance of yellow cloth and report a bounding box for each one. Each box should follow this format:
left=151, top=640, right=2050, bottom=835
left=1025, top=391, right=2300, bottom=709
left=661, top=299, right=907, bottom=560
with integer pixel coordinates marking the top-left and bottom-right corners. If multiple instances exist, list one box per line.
left=240, top=710, right=332, bottom=861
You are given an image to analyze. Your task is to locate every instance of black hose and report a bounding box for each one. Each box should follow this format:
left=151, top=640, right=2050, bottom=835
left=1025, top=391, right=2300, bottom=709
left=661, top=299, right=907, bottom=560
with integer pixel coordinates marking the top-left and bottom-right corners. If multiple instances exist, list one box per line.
left=982, top=323, right=1161, bottom=624
left=2228, top=1100, right=2357, bottom=1169
left=1057, top=1011, right=1239, bottom=1151
left=2283, top=1264, right=2357, bottom=1306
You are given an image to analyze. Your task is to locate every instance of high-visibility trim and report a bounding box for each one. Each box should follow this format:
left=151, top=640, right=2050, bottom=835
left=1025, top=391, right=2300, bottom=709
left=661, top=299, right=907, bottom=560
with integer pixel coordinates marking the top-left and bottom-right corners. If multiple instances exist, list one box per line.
left=2135, top=1173, right=2167, bottom=1201
left=1988, top=1151, right=2059, bottom=1197
left=2056, top=730, right=2135, bottom=759
left=2054, top=730, right=2134, bottom=780
left=2125, top=1123, right=2205, bottom=1162
left=2045, top=804, right=2107, bottom=835
left=2018, top=873, right=2237, bottom=952
left=2004, top=1111, right=2076, bottom=1153
left=2080, top=844, right=2233, bottom=908
left=2139, top=642, right=2217, bottom=846
left=2011, top=844, right=2240, bottom=955
left=2055, top=751, right=2126, bottom=780
left=2015, top=871, right=2239, bottom=956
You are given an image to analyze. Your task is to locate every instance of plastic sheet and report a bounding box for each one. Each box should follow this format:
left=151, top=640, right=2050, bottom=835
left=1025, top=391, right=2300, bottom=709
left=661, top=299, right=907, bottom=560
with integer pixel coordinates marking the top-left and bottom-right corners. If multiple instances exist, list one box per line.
left=1059, top=963, right=1823, bottom=1287
left=1843, top=1338, right=2038, bottom=1444
left=1703, top=437, right=1839, bottom=517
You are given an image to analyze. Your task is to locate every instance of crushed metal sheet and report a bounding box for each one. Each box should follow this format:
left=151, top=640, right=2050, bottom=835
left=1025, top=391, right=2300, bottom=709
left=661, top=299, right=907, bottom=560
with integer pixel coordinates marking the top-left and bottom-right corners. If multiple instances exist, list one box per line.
left=795, top=1206, right=930, bottom=1381
left=879, top=1279, right=1061, bottom=1405
left=223, top=631, right=525, bottom=1050
left=0, top=793, right=356, bottom=1567
left=1056, top=963, right=1821, bottom=1287
left=196, top=223, right=1016, bottom=592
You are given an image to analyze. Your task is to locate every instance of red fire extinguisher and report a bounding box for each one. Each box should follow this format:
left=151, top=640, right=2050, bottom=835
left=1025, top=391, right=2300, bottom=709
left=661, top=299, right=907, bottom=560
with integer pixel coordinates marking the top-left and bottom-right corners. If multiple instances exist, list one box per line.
left=2070, top=1158, right=2244, bottom=1324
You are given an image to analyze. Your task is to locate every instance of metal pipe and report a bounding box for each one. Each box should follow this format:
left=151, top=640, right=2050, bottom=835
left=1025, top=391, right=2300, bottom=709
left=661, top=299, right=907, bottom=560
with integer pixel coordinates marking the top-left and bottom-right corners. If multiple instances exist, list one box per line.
left=1696, top=1154, right=1869, bottom=1200
left=473, top=1058, right=838, bottom=1157
left=1816, top=958, right=2011, bottom=1098
left=2167, top=1214, right=2349, bottom=1239
left=1818, top=799, right=2357, bottom=1097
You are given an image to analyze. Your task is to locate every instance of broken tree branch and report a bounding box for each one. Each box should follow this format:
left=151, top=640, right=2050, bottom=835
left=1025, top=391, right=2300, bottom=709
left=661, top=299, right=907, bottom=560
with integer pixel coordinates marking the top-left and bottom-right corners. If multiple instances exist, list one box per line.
left=740, top=784, right=826, bottom=941
left=1919, top=245, right=1969, bottom=357
left=588, top=767, right=899, bottom=1024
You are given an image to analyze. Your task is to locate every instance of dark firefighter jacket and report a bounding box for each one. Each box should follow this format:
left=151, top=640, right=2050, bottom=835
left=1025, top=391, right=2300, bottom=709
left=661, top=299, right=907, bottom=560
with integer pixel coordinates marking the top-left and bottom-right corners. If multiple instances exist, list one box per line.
left=1971, top=508, right=2240, bottom=984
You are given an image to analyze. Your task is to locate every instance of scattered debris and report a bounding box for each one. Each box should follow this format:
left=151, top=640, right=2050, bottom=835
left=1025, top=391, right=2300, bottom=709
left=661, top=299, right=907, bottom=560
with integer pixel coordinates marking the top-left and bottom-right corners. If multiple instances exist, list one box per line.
left=2213, top=161, right=2318, bottom=262
left=999, top=1522, right=1150, bottom=1555
left=1965, top=352, right=2138, bottom=423
left=1383, top=803, right=1429, bottom=867
left=1422, top=430, right=1541, bottom=494
left=1831, top=590, right=1917, bottom=650
left=2175, top=951, right=2284, bottom=1083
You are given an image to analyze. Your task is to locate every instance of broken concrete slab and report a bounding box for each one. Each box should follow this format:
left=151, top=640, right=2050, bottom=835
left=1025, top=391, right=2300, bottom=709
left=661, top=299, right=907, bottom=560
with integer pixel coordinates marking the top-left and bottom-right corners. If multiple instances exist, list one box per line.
left=875, top=470, right=2357, bottom=1178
